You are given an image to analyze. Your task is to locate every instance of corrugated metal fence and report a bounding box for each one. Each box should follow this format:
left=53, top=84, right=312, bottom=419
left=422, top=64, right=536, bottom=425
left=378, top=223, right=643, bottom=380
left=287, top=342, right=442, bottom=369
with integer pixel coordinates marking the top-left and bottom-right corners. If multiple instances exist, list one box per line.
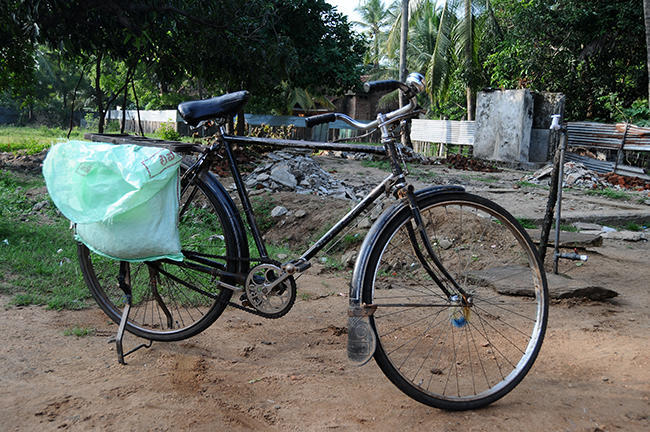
left=567, top=122, right=650, bottom=151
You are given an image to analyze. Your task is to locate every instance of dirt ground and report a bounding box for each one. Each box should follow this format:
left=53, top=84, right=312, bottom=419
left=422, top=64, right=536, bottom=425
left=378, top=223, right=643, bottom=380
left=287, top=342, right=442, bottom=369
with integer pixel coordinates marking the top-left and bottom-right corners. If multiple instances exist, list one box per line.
left=1, top=153, right=649, bottom=431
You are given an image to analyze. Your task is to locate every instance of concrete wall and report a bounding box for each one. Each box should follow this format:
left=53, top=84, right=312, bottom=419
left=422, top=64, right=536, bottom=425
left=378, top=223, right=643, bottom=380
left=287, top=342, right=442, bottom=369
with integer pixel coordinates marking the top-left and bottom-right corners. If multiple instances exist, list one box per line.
left=474, top=90, right=565, bottom=165
left=532, top=92, right=565, bottom=161
left=474, top=89, right=534, bottom=165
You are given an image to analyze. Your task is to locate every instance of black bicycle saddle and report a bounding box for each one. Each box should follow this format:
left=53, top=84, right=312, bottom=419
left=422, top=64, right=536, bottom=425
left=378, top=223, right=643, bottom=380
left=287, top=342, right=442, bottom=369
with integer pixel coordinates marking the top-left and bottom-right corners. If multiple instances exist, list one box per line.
left=177, top=90, right=249, bottom=126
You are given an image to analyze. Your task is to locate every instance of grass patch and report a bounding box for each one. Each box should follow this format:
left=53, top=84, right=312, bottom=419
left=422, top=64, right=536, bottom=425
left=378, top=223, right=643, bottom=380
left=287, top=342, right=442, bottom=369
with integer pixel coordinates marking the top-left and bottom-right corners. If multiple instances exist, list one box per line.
left=552, top=223, right=579, bottom=232
left=341, top=233, right=363, bottom=249
left=63, top=326, right=96, bottom=337
left=0, top=170, right=92, bottom=310
left=516, top=180, right=544, bottom=189
left=585, top=188, right=632, bottom=201
left=516, top=218, right=537, bottom=229
left=473, top=175, right=500, bottom=184
left=622, top=222, right=642, bottom=232
left=250, top=194, right=277, bottom=233
left=0, top=125, right=92, bottom=154
left=361, top=159, right=391, bottom=171
left=411, top=167, right=439, bottom=182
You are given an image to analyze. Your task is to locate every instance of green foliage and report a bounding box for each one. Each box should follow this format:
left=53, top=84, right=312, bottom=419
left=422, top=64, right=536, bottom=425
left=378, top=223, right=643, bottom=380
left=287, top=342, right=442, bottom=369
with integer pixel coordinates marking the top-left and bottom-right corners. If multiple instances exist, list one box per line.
left=5, top=0, right=365, bottom=127
left=551, top=223, right=579, bottom=232
left=251, top=194, right=277, bottom=233
left=598, top=96, right=650, bottom=126
left=0, top=125, right=86, bottom=154
left=157, top=123, right=181, bottom=141
left=248, top=124, right=297, bottom=139
left=361, top=159, right=392, bottom=171
left=516, top=181, right=536, bottom=188
left=342, top=233, right=363, bottom=248
left=622, top=222, right=642, bottom=232
left=484, top=0, right=647, bottom=121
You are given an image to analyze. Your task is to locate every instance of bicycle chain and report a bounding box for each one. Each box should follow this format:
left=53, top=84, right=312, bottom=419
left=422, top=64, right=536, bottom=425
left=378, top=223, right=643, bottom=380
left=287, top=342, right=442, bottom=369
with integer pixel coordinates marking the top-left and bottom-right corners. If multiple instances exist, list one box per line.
left=227, top=299, right=272, bottom=317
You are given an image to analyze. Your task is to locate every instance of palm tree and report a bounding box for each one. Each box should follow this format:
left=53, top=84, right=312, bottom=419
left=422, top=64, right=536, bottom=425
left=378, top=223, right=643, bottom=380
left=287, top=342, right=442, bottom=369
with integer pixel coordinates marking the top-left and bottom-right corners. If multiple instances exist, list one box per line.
left=388, top=0, right=493, bottom=120
left=354, top=0, right=393, bottom=70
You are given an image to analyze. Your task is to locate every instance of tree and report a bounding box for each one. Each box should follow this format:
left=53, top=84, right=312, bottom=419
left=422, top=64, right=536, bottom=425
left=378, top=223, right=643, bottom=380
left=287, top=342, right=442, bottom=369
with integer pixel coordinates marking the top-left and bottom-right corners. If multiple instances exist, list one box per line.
left=384, top=0, right=493, bottom=120
left=644, top=0, right=650, bottom=108
left=0, top=0, right=40, bottom=97
left=355, top=0, right=394, bottom=70
left=6, top=0, right=365, bottom=129
left=484, top=0, right=647, bottom=120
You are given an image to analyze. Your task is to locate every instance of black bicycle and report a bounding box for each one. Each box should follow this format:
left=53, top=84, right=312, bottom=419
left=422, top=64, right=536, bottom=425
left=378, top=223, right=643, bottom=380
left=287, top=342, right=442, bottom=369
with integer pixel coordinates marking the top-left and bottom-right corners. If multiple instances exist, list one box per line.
left=80, top=73, right=548, bottom=411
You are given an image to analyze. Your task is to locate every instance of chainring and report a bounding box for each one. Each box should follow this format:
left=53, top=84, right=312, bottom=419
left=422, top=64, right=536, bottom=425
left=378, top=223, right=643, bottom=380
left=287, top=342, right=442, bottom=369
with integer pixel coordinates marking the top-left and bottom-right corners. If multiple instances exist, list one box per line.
left=244, top=263, right=296, bottom=318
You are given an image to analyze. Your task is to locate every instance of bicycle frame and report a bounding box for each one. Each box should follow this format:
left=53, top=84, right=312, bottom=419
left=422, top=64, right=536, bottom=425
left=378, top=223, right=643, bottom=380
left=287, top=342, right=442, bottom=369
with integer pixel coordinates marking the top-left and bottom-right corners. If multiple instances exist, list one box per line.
left=177, top=93, right=468, bottom=309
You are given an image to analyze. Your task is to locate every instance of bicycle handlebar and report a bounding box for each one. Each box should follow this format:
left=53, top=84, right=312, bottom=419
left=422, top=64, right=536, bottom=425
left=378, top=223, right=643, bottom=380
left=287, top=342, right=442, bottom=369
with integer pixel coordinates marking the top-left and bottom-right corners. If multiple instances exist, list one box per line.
left=363, top=80, right=407, bottom=94
left=304, top=113, right=337, bottom=128
left=304, top=72, right=425, bottom=130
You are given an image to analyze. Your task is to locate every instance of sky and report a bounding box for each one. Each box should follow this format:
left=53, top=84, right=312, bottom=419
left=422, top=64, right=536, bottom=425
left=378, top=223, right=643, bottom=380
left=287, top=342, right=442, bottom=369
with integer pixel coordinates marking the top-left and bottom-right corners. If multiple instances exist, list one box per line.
left=325, top=0, right=362, bottom=25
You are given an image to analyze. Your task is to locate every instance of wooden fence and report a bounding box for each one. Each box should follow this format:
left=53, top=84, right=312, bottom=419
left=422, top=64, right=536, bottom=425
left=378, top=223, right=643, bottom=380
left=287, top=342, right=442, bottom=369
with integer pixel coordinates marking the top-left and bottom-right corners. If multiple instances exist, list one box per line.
left=410, top=119, right=475, bottom=156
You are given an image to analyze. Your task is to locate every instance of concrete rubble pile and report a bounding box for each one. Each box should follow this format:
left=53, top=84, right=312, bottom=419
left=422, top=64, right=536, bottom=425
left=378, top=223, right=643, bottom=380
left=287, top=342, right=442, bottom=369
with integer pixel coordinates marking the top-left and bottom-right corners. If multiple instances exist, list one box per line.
left=318, top=145, right=429, bottom=164
left=243, top=150, right=363, bottom=200
left=527, top=162, right=607, bottom=189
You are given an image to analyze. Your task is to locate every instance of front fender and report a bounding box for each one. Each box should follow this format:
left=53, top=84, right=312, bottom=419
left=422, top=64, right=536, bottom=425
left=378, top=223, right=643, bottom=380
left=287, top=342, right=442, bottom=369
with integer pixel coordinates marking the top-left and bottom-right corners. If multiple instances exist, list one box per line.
left=348, top=185, right=465, bottom=305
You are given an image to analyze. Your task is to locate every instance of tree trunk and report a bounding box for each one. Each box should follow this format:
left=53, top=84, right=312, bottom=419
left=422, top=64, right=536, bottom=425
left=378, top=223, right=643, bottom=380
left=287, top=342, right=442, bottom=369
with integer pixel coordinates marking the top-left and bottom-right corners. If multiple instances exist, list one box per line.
left=643, top=0, right=650, bottom=106
left=120, top=66, right=134, bottom=134
left=67, top=69, right=85, bottom=138
left=399, top=0, right=412, bottom=147
left=95, top=54, right=105, bottom=133
left=132, top=80, right=144, bottom=136
left=466, top=87, right=475, bottom=121
left=399, top=0, right=408, bottom=96
left=120, top=83, right=128, bottom=134
left=464, top=0, right=475, bottom=121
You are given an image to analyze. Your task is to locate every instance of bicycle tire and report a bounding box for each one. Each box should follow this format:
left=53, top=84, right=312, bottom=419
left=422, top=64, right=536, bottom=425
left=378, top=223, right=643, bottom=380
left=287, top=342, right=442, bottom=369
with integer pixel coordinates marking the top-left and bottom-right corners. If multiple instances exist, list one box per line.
left=78, top=165, right=247, bottom=341
left=362, top=192, right=548, bottom=410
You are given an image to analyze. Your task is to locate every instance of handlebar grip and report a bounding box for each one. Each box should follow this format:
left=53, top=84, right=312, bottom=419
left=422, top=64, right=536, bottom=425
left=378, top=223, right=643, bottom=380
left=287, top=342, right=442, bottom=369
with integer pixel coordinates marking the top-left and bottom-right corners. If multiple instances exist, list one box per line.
left=305, top=113, right=337, bottom=128
left=363, top=80, right=402, bottom=94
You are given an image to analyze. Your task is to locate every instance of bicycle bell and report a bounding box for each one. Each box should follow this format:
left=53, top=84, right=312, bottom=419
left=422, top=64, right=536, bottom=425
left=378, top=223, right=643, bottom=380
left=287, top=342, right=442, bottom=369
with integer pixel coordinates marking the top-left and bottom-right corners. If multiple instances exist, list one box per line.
left=406, top=72, right=426, bottom=94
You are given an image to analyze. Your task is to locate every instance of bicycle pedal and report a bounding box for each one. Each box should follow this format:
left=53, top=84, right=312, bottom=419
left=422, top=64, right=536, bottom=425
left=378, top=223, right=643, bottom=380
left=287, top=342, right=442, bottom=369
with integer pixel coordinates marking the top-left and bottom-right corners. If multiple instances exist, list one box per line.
left=239, top=294, right=252, bottom=308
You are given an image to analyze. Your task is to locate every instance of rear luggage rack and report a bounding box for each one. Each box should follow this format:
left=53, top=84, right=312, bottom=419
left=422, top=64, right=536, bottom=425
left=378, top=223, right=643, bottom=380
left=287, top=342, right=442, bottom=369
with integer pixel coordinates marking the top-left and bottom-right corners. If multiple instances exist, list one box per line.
left=84, top=133, right=203, bottom=154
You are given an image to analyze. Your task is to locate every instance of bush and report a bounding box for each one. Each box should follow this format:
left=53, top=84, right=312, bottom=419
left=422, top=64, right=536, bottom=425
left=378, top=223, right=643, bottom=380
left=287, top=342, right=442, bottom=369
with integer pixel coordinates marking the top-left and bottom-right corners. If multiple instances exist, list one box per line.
left=157, top=122, right=181, bottom=141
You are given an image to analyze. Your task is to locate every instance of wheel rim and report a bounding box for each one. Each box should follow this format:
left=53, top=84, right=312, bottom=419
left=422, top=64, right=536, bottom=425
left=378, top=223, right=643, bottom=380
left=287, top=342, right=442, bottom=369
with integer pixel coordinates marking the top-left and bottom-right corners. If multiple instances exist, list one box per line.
left=368, top=198, right=547, bottom=406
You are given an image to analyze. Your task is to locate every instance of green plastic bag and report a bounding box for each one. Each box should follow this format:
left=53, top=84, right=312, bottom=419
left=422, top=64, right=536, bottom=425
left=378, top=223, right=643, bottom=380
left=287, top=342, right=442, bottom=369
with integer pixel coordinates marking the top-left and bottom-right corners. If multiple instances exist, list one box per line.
left=43, top=140, right=183, bottom=262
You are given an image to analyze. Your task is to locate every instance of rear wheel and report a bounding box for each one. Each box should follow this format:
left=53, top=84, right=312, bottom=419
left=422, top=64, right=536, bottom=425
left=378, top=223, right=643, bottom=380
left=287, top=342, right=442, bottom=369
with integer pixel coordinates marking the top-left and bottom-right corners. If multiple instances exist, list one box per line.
left=78, top=167, right=241, bottom=341
left=363, top=192, right=548, bottom=410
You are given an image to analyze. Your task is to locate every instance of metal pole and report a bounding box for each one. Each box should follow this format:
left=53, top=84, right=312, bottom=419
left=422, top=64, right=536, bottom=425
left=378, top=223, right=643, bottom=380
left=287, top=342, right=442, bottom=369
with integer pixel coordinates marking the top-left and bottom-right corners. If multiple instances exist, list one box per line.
left=553, top=128, right=566, bottom=275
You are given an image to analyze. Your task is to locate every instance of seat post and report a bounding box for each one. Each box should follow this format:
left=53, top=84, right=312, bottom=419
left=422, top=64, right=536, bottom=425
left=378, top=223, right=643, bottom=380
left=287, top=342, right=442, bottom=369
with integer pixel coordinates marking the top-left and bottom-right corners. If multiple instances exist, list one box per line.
left=220, top=129, right=269, bottom=260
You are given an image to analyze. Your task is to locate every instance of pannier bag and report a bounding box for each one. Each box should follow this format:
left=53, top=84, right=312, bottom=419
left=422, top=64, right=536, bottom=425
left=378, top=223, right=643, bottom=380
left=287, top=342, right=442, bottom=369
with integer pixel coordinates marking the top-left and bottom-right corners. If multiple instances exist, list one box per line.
left=43, top=140, right=183, bottom=262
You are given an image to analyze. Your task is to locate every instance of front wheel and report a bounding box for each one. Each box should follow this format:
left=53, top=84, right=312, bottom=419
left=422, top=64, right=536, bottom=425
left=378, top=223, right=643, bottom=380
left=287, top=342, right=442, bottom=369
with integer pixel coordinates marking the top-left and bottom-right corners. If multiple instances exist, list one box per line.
left=363, top=192, right=548, bottom=410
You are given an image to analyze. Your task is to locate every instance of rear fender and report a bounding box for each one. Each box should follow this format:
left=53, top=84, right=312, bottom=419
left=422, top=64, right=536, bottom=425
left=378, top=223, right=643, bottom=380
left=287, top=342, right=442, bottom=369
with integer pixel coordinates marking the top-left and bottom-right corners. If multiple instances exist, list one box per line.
left=198, top=170, right=250, bottom=274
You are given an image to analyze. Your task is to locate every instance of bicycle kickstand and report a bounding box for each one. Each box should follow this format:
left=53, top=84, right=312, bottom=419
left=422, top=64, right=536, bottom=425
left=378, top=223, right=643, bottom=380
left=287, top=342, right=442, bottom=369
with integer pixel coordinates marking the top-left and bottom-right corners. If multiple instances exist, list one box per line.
left=109, top=262, right=153, bottom=365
